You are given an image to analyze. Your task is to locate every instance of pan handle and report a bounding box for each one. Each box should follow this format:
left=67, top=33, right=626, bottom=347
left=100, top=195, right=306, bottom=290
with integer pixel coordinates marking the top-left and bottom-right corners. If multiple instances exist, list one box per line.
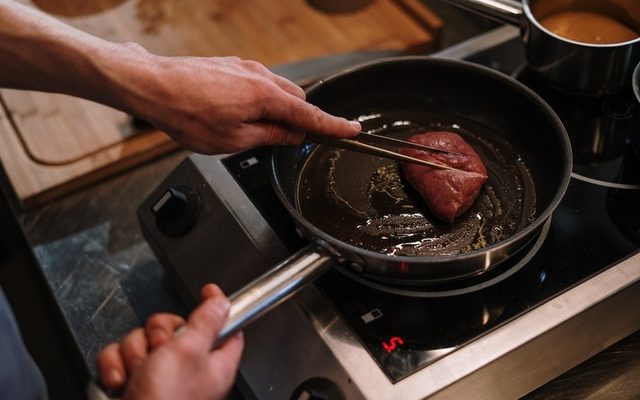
left=440, top=0, right=522, bottom=26
left=215, top=244, right=334, bottom=346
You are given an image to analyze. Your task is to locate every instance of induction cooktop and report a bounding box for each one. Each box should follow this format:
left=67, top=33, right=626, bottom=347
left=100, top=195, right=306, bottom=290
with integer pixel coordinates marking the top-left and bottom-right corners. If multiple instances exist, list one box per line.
left=138, top=26, right=640, bottom=400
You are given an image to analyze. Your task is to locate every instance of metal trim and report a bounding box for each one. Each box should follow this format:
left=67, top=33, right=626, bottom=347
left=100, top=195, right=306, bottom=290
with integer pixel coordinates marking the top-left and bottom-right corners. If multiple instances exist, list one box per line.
left=190, top=154, right=290, bottom=264
left=434, top=25, right=519, bottom=60
left=304, top=251, right=640, bottom=399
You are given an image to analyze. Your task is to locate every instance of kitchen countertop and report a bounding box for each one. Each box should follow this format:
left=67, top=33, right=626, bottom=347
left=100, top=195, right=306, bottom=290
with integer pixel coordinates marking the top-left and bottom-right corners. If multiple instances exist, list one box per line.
left=3, top=4, right=640, bottom=399
left=12, top=139, right=640, bottom=400
left=15, top=151, right=190, bottom=364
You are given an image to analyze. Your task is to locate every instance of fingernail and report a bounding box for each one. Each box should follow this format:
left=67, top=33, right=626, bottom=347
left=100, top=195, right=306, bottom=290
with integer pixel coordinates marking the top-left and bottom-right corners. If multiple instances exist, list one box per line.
left=349, top=120, right=361, bottom=130
left=110, top=369, right=123, bottom=386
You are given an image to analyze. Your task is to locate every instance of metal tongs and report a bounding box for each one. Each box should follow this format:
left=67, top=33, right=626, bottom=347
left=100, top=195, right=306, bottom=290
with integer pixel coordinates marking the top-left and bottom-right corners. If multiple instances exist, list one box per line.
left=306, top=131, right=460, bottom=170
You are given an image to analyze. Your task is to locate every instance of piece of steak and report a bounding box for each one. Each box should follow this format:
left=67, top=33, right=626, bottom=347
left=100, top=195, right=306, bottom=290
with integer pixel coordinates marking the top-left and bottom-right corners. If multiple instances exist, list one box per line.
left=400, top=131, right=488, bottom=223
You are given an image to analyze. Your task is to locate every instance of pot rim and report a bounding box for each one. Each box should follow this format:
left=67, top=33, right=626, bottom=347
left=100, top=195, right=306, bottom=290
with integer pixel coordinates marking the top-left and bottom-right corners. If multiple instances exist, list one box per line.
left=522, top=0, right=640, bottom=48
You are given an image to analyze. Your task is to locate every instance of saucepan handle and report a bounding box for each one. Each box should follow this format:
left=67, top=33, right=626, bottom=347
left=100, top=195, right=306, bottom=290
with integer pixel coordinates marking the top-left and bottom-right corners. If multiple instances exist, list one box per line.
left=440, top=0, right=522, bottom=26
left=215, top=244, right=334, bottom=346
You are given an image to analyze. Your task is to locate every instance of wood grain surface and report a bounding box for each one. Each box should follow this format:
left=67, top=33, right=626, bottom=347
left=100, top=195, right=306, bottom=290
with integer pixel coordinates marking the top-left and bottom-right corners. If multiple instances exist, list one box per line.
left=0, top=0, right=443, bottom=208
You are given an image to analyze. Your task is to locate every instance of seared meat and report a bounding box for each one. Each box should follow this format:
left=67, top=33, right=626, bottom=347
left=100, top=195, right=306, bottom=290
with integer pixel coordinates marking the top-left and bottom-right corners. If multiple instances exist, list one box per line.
left=401, top=131, right=488, bottom=223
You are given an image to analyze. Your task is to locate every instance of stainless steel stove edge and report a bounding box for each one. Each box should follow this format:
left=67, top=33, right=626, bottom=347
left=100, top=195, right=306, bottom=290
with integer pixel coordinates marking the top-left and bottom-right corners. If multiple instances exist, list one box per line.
left=301, top=251, right=640, bottom=400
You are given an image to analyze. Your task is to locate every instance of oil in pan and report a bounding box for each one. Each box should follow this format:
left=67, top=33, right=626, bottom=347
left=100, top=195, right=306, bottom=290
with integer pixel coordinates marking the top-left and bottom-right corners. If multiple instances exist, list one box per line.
left=296, top=111, right=536, bottom=257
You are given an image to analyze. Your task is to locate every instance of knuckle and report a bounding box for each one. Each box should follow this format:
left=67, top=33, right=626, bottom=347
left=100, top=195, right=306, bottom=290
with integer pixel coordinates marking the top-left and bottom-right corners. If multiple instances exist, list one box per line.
left=174, top=337, right=202, bottom=359
left=202, top=301, right=226, bottom=325
left=121, top=330, right=145, bottom=354
left=97, top=343, right=118, bottom=363
left=294, top=85, right=306, bottom=100
left=123, top=346, right=145, bottom=360
left=225, top=56, right=242, bottom=63
left=145, top=314, right=166, bottom=329
left=265, top=125, right=282, bottom=144
left=123, top=328, right=144, bottom=342
left=308, top=105, right=323, bottom=127
left=123, top=41, right=147, bottom=53
left=250, top=79, right=272, bottom=100
left=251, top=97, right=272, bottom=121
left=243, top=59, right=264, bottom=71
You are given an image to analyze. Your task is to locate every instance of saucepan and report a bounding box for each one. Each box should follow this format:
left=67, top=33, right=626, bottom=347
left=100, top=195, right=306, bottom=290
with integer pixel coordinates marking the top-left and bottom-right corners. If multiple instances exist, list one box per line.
left=634, top=61, right=640, bottom=103
left=442, top=0, right=640, bottom=96
left=215, top=57, right=572, bottom=343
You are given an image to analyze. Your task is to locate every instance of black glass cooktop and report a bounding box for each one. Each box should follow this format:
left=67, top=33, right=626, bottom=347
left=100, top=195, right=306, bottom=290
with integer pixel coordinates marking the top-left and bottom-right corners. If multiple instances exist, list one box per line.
left=222, top=38, right=640, bottom=383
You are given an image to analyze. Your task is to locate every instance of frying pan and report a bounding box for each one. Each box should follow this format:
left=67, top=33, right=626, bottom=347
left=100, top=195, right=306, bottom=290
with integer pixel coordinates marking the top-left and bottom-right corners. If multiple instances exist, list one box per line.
left=215, top=57, right=572, bottom=344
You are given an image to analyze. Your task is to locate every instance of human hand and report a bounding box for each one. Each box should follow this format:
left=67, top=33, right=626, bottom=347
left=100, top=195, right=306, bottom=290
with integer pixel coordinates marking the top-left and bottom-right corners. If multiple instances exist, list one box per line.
left=0, top=3, right=359, bottom=155
left=107, top=47, right=361, bottom=154
left=97, top=284, right=243, bottom=400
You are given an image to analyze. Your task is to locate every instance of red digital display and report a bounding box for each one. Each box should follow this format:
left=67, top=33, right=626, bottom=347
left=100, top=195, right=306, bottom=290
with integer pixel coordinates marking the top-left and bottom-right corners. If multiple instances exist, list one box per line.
left=382, top=336, right=404, bottom=353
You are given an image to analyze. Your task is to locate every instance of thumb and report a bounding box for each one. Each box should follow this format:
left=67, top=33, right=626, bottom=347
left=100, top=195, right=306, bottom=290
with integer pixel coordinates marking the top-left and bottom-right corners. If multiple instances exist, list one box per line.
left=183, top=295, right=231, bottom=349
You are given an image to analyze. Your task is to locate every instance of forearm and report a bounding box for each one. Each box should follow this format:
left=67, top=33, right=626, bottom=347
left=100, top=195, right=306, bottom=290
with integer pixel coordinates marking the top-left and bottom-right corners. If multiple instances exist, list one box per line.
left=0, top=1, right=148, bottom=111
left=0, top=1, right=359, bottom=153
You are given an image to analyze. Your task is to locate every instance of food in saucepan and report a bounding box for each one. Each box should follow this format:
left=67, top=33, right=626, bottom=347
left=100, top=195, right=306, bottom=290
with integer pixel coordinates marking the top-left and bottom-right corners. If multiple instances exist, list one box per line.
left=539, top=11, right=639, bottom=45
left=400, top=131, right=488, bottom=223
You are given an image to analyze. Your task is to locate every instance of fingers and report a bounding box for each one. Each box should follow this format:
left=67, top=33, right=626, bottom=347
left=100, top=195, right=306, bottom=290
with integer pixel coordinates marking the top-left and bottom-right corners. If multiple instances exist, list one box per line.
left=263, top=92, right=361, bottom=138
left=247, top=122, right=306, bottom=147
left=145, top=313, right=185, bottom=349
left=200, top=283, right=224, bottom=301
left=238, top=59, right=305, bottom=99
left=212, top=122, right=304, bottom=152
left=183, top=294, right=231, bottom=349
left=96, top=327, right=152, bottom=391
left=119, top=328, right=149, bottom=371
left=97, top=343, right=126, bottom=391
left=270, top=74, right=305, bottom=99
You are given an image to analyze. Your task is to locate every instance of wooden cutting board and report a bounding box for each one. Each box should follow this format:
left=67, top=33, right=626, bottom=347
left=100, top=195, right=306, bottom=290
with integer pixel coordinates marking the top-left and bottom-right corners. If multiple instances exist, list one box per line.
left=0, top=0, right=443, bottom=208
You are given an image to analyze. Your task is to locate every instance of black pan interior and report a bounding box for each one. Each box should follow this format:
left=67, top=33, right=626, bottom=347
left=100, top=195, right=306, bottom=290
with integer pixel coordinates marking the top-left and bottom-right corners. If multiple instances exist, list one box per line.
left=272, top=58, right=570, bottom=259
left=296, top=114, right=536, bottom=256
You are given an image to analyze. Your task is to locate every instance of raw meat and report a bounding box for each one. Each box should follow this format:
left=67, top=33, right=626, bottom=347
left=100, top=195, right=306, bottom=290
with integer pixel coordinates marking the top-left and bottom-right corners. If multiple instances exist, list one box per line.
left=401, top=131, right=488, bottom=223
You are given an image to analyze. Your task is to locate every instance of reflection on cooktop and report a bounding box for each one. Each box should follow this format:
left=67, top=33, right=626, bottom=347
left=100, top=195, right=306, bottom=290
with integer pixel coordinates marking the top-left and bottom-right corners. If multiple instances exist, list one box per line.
left=318, top=222, right=550, bottom=382
left=466, top=37, right=640, bottom=189
left=515, top=67, right=640, bottom=188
